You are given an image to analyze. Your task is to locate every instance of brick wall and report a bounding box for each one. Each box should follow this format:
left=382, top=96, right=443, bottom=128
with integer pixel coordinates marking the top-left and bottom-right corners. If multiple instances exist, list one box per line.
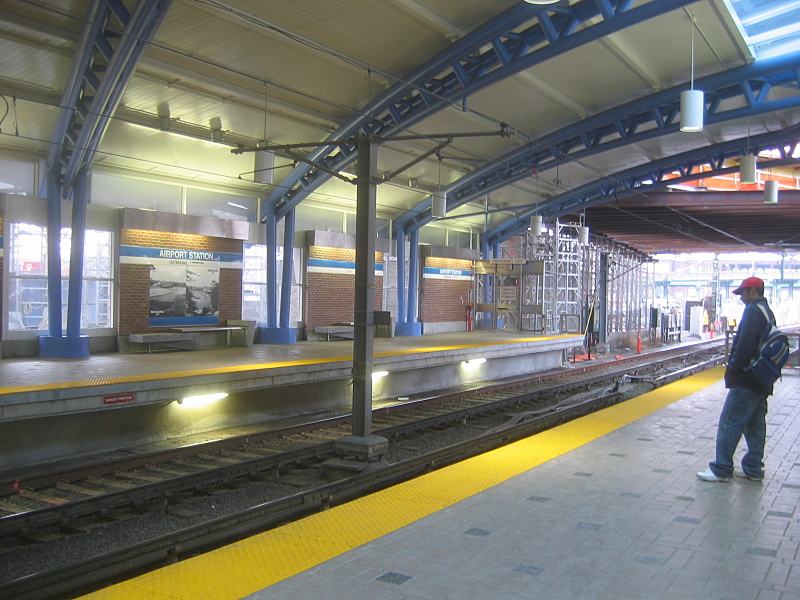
left=305, top=246, right=383, bottom=328
left=119, top=229, right=242, bottom=334
left=420, top=257, right=473, bottom=323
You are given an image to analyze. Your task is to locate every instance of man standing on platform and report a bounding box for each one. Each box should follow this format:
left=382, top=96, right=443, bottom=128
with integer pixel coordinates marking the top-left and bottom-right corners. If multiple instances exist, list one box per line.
left=697, top=276, right=773, bottom=483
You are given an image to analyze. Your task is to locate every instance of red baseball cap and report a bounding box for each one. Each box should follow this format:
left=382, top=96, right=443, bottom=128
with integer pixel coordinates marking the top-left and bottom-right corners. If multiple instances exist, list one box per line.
left=733, top=276, right=764, bottom=295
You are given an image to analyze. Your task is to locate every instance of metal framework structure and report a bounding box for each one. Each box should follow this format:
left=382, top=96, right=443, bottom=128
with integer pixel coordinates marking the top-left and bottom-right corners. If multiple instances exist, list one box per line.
left=40, top=0, right=172, bottom=357
left=485, top=125, right=800, bottom=246
left=406, top=50, right=800, bottom=238
left=263, top=0, right=698, bottom=222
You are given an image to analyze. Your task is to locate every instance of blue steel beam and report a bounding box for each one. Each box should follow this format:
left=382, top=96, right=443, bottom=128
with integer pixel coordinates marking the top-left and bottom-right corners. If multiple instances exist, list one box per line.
left=62, top=0, right=173, bottom=190
left=396, top=50, right=800, bottom=235
left=483, top=125, right=800, bottom=247
left=263, top=0, right=699, bottom=222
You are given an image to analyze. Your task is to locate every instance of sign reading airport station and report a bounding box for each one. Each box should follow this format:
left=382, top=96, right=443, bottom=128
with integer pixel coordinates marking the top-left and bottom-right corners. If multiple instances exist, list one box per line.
left=423, top=266, right=473, bottom=281
left=120, top=246, right=243, bottom=326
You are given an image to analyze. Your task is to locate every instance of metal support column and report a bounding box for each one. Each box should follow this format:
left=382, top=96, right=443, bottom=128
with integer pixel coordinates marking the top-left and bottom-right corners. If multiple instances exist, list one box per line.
left=598, top=252, right=609, bottom=343
left=336, top=134, right=388, bottom=459
left=396, top=227, right=421, bottom=336
left=396, top=228, right=407, bottom=324
left=45, top=171, right=63, bottom=338
left=279, top=207, right=295, bottom=329
left=258, top=206, right=295, bottom=343
left=66, top=168, right=88, bottom=338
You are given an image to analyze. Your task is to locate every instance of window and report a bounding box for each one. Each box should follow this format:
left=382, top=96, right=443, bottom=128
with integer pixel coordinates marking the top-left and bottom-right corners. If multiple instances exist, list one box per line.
left=6, top=223, right=114, bottom=332
left=242, top=244, right=303, bottom=325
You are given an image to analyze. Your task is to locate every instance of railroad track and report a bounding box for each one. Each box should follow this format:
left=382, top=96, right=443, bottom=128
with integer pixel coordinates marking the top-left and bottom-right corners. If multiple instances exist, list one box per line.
left=0, top=342, right=725, bottom=599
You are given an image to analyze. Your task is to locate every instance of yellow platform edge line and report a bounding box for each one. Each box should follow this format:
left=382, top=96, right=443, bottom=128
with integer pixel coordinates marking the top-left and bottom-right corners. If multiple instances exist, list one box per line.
left=78, top=366, right=724, bottom=600
left=0, top=335, right=576, bottom=395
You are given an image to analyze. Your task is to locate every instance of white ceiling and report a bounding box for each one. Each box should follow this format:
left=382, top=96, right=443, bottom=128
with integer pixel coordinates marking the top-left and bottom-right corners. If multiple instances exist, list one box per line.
left=1, top=0, right=797, bottom=245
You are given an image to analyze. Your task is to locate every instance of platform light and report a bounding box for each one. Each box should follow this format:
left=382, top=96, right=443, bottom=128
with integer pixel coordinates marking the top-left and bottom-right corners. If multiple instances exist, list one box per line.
left=372, top=370, right=389, bottom=379
left=463, top=358, right=486, bottom=367
left=178, top=392, right=228, bottom=406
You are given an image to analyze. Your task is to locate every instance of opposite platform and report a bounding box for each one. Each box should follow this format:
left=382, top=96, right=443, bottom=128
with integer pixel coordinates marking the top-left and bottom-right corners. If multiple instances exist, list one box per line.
left=75, top=366, right=800, bottom=600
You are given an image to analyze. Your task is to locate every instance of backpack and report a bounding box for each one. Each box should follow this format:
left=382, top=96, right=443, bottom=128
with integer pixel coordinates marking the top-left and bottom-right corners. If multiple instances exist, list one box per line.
left=744, top=302, right=790, bottom=386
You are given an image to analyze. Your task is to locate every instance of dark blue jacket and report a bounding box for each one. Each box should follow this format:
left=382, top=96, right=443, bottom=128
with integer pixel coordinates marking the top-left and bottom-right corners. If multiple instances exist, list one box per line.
left=725, top=297, right=773, bottom=395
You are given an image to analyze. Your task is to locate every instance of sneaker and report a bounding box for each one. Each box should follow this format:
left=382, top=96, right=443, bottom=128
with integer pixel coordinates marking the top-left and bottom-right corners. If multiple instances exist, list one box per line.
left=696, top=468, right=732, bottom=482
left=734, top=468, right=764, bottom=482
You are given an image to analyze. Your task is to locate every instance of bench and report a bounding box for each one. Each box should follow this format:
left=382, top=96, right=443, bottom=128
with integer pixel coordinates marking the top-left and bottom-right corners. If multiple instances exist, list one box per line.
left=128, top=332, right=199, bottom=353
left=314, top=325, right=355, bottom=341
left=170, top=326, right=243, bottom=347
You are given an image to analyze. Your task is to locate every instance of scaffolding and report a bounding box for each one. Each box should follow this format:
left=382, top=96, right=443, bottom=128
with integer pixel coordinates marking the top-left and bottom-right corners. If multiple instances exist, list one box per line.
left=486, top=221, right=653, bottom=341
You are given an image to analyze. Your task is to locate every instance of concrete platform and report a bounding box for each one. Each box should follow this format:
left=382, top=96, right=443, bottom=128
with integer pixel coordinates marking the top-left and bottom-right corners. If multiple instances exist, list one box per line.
left=0, top=331, right=583, bottom=470
left=76, top=366, right=800, bottom=600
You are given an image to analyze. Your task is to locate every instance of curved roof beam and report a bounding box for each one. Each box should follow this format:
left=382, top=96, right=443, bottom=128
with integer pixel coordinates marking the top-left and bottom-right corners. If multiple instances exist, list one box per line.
left=396, top=50, right=800, bottom=235
left=262, top=0, right=701, bottom=221
left=483, top=124, right=800, bottom=247
left=54, top=0, right=174, bottom=191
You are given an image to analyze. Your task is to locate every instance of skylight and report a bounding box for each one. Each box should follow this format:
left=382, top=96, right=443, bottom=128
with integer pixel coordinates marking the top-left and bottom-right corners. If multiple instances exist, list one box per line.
left=728, top=0, right=800, bottom=59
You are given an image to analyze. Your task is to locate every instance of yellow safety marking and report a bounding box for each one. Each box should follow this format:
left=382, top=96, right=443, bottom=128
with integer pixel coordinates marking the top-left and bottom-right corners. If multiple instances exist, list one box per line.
left=0, top=334, right=576, bottom=395
left=77, top=366, right=724, bottom=600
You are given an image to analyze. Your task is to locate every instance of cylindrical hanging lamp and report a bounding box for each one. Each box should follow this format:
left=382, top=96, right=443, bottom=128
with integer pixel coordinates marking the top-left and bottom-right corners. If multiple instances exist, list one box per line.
left=680, top=21, right=704, bottom=133
left=530, top=215, right=543, bottom=236
left=578, top=226, right=590, bottom=245
left=764, top=180, right=779, bottom=204
left=680, top=90, right=704, bottom=132
left=431, top=191, right=447, bottom=218
left=739, top=154, right=757, bottom=184
left=254, top=141, right=274, bottom=185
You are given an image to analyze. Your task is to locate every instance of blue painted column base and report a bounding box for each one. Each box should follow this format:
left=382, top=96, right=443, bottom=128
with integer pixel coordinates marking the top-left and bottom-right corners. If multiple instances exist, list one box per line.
left=257, top=327, right=297, bottom=344
left=395, top=322, right=422, bottom=336
left=38, top=335, right=90, bottom=358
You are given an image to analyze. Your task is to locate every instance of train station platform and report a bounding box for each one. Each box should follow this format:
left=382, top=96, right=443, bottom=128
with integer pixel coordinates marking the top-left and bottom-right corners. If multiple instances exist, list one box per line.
left=0, top=331, right=584, bottom=470
left=75, top=366, right=800, bottom=600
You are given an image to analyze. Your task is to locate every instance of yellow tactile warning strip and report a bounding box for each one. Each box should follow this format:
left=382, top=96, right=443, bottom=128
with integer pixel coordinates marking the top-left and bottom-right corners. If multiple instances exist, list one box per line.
left=76, top=366, right=724, bottom=600
left=0, top=335, right=572, bottom=395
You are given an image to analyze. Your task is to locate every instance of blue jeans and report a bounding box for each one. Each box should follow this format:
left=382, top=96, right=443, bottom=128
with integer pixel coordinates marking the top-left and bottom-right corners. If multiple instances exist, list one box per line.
left=710, top=386, right=768, bottom=478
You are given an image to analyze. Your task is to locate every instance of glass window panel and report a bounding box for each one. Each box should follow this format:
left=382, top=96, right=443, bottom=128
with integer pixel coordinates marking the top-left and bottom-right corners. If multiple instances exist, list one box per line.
left=91, top=173, right=181, bottom=213
left=6, top=222, right=114, bottom=331
left=242, top=244, right=303, bottom=324
left=0, top=158, right=35, bottom=195
left=296, top=205, right=342, bottom=232
left=186, top=188, right=256, bottom=222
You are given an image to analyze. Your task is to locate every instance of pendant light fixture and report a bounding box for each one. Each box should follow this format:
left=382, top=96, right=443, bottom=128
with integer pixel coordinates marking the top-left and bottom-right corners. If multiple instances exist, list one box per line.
left=680, top=18, right=704, bottom=133
left=431, top=150, right=447, bottom=218
left=739, top=119, right=756, bottom=183
left=255, top=85, right=275, bottom=185
left=524, top=0, right=560, bottom=4
left=531, top=215, right=543, bottom=236
left=764, top=179, right=779, bottom=204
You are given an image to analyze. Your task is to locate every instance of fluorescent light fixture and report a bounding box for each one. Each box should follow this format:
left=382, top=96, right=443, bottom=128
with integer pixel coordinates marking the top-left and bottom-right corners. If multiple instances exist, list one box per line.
left=463, top=358, right=486, bottom=366
left=227, top=201, right=248, bottom=210
left=178, top=392, right=228, bottom=406
left=0, top=181, right=14, bottom=190
left=524, top=0, right=560, bottom=3
left=372, top=370, right=389, bottom=379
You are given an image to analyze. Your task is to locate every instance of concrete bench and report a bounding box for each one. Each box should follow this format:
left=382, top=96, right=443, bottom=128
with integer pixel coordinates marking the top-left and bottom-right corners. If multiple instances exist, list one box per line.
left=314, top=325, right=354, bottom=341
left=128, top=332, right=199, bottom=352
left=170, top=326, right=243, bottom=347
